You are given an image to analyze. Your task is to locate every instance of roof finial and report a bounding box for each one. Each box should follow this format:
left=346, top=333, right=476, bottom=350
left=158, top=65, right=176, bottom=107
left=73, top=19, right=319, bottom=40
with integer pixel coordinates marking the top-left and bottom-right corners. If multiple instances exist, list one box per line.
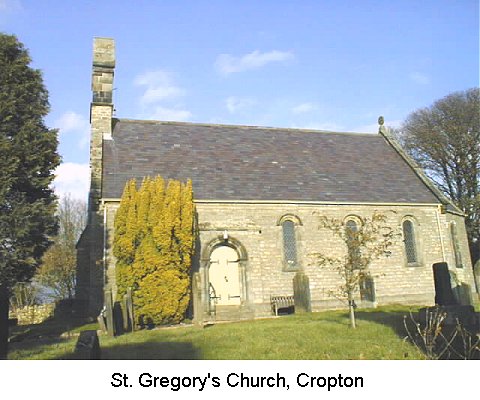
left=378, top=116, right=389, bottom=136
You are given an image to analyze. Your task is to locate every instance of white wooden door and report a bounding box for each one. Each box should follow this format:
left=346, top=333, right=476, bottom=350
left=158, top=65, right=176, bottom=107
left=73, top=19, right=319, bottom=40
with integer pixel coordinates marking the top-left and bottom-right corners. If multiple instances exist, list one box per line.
left=209, top=246, right=241, bottom=305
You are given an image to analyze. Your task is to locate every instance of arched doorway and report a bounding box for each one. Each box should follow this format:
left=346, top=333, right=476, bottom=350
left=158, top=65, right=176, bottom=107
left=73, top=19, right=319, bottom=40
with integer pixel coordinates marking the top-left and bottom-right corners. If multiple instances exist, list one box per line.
left=209, top=245, right=241, bottom=305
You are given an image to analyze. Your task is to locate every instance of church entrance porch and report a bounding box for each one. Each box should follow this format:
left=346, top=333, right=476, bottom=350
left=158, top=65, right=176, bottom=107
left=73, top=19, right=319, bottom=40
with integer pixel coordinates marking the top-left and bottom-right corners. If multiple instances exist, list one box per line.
left=194, top=235, right=251, bottom=322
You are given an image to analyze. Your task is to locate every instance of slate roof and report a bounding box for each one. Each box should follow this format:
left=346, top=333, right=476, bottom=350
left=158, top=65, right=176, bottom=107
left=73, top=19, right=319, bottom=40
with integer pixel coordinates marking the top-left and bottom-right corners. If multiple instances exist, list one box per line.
left=102, top=119, right=441, bottom=203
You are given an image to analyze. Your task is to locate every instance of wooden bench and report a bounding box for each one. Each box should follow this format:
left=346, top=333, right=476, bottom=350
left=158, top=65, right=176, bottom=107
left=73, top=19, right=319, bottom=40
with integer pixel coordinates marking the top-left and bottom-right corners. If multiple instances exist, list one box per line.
left=271, top=295, right=295, bottom=316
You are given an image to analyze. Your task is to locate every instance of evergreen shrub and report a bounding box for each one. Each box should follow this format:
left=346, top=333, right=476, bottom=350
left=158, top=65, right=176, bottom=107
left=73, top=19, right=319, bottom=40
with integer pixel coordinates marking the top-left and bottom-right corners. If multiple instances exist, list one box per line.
left=113, top=176, right=195, bottom=325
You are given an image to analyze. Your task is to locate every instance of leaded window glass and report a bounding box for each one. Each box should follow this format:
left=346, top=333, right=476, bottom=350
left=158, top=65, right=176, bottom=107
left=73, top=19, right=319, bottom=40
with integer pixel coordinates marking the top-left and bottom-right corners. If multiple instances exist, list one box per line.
left=345, top=220, right=360, bottom=268
left=402, top=220, right=418, bottom=265
left=450, top=223, right=463, bottom=268
left=282, top=220, right=297, bottom=268
left=346, top=220, right=358, bottom=239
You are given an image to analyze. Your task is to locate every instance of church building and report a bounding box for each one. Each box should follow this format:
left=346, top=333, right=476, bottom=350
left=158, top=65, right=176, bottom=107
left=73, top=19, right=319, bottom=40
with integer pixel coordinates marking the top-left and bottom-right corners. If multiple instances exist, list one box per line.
left=75, top=38, right=476, bottom=321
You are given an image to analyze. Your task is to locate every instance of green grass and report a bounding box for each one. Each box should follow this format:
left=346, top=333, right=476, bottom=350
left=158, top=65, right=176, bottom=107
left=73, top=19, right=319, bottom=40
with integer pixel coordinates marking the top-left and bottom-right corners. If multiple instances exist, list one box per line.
left=8, top=306, right=425, bottom=360
left=7, top=316, right=98, bottom=360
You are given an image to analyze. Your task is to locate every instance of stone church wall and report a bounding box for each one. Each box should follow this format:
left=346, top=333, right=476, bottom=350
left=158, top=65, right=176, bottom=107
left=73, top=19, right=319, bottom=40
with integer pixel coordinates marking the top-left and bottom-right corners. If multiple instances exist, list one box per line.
left=99, top=200, right=476, bottom=320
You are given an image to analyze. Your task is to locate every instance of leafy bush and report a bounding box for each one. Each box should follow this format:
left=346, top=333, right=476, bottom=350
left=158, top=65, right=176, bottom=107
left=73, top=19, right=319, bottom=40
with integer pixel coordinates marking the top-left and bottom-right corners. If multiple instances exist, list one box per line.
left=114, top=177, right=195, bottom=325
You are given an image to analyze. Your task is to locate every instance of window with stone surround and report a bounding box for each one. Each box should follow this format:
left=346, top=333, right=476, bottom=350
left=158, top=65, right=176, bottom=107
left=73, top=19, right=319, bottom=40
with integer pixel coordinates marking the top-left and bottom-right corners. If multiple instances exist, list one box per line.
left=450, top=222, right=463, bottom=268
left=402, top=219, right=419, bottom=266
left=345, top=218, right=361, bottom=269
left=278, top=214, right=302, bottom=270
left=282, top=220, right=297, bottom=268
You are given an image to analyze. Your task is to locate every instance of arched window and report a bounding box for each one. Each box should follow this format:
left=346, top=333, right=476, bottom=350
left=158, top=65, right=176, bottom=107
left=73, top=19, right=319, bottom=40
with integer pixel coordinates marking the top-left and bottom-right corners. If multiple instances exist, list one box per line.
left=345, top=219, right=360, bottom=268
left=345, top=219, right=358, bottom=238
left=450, top=223, right=463, bottom=268
left=282, top=220, right=298, bottom=269
left=402, top=219, right=418, bottom=265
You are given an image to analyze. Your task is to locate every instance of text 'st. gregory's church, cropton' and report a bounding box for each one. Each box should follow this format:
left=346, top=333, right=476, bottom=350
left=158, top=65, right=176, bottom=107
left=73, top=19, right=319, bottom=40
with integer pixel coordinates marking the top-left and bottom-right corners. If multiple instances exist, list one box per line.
left=75, top=38, right=477, bottom=322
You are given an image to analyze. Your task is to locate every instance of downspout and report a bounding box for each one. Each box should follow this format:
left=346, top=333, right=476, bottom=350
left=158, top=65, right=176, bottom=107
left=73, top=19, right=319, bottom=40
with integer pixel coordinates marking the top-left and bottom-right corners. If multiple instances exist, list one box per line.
left=103, top=203, right=107, bottom=285
left=435, top=205, right=446, bottom=262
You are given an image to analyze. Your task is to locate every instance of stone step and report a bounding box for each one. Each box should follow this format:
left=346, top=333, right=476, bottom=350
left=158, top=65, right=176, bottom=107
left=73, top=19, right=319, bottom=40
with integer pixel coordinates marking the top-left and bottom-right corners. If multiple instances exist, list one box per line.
left=209, top=305, right=255, bottom=322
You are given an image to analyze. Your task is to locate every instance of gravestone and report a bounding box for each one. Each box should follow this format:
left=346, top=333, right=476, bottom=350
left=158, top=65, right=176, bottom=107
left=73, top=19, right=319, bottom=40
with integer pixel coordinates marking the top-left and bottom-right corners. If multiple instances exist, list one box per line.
left=452, top=283, right=473, bottom=306
left=104, top=289, right=115, bottom=336
left=432, top=262, right=457, bottom=306
left=113, top=301, right=124, bottom=335
left=97, top=311, right=107, bottom=333
left=424, top=262, right=479, bottom=333
left=74, top=330, right=101, bottom=359
left=121, top=295, right=129, bottom=331
left=293, top=272, right=311, bottom=312
left=121, top=289, right=135, bottom=332
left=192, top=273, right=203, bottom=325
left=126, top=287, right=135, bottom=331
left=474, top=259, right=480, bottom=297
left=360, top=276, right=376, bottom=303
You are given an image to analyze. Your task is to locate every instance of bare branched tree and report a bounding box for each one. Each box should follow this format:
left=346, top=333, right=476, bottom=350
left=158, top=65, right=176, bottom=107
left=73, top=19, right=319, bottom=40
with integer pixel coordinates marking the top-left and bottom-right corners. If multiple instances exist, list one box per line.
left=311, top=212, right=397, bottom=328
left=396, top=88, right=480, bottom=263
left=403, top=309, right=455, bottom=359
left=35, top=194, right=87, bottom=301
left=404, top=308, right=480, bottom=359
left=9, top=282, right=39, bottom=317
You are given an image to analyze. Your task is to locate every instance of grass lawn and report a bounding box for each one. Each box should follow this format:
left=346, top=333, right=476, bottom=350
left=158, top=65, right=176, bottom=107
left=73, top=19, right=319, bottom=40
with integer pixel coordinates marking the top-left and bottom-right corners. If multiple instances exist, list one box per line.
left=7, top=317, right=98, bottom=360
left=7, top=305, right=425, bottom=360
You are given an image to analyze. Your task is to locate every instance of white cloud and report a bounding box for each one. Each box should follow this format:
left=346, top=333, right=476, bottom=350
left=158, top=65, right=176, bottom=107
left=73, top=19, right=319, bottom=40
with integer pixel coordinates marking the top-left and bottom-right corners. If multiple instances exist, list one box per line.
left=150, top=106, right=192, bottom=121
left=215, top=50, right=294, bottom=75
left=54, top=111, right=90, bottom=149
left=134, top=70, right=185, bottom=104
left=134, top=70, right=192, bottom=121
left=225, top=96, right=256, bottom=113
left=0, top=0, right=21, bottom=12
left=55, top=111, right=85, bottom=132
left=292, top=122, right=345, bottom=132
left=292, top=102, right=316, bottom=114
left=53, top=162, right=90, bottom=202
left=409, top=72, right=430, bottom=85
left=352, top=119, right=402, bottom=134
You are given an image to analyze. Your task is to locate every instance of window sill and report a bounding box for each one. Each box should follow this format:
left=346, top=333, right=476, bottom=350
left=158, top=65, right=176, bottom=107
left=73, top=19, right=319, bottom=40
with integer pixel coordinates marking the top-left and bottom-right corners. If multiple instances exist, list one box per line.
left=282, top=264, right=301, bottom=272
left=406, top=262, right=423, bottom=268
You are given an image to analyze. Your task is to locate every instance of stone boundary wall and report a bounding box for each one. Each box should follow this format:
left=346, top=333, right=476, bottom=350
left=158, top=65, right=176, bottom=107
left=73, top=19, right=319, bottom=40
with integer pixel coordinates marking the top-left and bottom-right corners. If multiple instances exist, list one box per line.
left=9, top=303, right=55, bottom=325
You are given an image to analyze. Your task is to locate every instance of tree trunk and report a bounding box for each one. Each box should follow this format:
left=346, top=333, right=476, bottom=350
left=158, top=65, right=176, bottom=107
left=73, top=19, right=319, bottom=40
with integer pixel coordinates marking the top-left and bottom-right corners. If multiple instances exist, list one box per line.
left=0, top=285, right=9, bottom=359
left=348, top=292, right=356, bottom=329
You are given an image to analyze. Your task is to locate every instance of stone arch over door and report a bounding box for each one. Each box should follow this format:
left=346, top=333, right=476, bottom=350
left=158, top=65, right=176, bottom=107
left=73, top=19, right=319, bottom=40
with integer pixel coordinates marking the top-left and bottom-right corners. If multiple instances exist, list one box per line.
left=200, top=235, right=249, bottom=315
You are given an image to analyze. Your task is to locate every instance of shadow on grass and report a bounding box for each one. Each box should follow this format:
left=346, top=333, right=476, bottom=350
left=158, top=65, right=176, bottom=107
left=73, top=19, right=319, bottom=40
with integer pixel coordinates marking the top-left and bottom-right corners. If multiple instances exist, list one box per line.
left=355, top=307, right=480, bottom=360
left=354, top=308, right=415, bottom=339
left=97, top=340, right=201, bottom=360
left=8, top=315, right=95, bottom=359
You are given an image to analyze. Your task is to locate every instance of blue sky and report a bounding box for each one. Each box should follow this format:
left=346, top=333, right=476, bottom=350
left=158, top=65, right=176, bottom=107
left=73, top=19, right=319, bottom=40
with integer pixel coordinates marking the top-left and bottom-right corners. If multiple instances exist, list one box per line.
left=1, top=0, right=478, bottom=201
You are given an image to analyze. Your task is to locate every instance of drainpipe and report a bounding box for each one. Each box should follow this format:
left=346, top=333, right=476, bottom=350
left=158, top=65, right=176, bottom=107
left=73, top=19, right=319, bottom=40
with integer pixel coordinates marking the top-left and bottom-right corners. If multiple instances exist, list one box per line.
left=103, top=203, right=107, bottom=285
left=435, top=205, right=446, bottom=262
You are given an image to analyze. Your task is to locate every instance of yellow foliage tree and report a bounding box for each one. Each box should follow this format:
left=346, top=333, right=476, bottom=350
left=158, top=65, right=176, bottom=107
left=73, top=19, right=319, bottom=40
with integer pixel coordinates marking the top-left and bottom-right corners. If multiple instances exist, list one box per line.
left=113, top=179, right=138, bottom=298
left=114, top=176, right=196, bottom=325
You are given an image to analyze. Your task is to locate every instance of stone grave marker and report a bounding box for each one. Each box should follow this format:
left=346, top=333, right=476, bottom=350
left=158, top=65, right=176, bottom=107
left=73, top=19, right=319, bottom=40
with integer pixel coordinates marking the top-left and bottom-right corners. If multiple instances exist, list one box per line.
left=293, top=271, right=311, bottom=312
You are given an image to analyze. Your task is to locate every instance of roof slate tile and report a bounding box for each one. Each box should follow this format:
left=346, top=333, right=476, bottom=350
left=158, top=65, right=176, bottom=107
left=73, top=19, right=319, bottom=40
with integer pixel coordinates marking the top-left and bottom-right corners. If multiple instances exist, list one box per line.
left=102, top=120, right=440, bottom=203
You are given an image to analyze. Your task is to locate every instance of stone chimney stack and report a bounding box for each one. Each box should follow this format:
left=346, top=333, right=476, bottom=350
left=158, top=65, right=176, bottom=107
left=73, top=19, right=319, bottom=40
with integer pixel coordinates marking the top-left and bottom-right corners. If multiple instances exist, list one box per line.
left=89, top=38, right=115, bottom=211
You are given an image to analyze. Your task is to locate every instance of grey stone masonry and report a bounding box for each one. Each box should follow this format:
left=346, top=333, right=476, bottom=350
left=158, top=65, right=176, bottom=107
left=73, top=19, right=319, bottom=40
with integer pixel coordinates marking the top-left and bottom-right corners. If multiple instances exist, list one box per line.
left=92, top=37, right=115, bottom=104
left=90, top=37, right=115, bottom=210
left=74, top=38, right=115, bottom=316
left=101, top=200, right=476, bottom=321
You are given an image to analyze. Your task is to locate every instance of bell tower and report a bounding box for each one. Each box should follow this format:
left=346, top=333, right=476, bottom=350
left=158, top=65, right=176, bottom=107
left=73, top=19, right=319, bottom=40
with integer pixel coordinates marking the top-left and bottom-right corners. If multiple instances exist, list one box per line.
left=89, top=37, right=115, bottom=211
left=76, top=38, right=115, bottom=316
